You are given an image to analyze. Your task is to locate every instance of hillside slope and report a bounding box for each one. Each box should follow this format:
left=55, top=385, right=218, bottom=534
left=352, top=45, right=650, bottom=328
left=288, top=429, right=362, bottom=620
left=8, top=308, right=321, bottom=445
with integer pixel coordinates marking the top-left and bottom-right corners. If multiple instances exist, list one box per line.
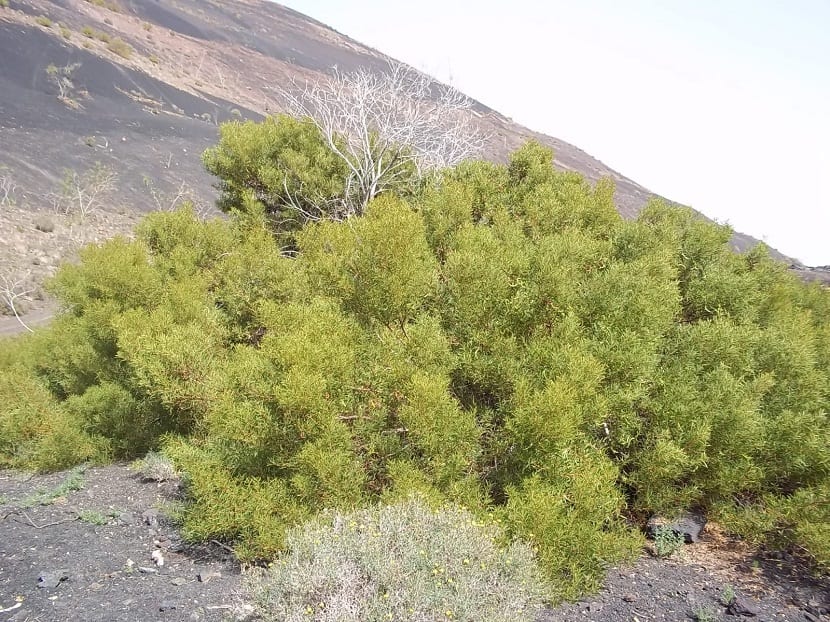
left=0, top=0, right=824, bottom=274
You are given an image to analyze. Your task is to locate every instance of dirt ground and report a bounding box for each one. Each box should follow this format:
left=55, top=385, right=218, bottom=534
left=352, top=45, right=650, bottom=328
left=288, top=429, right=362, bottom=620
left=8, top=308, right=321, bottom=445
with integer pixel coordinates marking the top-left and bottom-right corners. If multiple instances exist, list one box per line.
left=0, top=465, right=827, bottom=622
left=0, top=466, right=244, bottom=622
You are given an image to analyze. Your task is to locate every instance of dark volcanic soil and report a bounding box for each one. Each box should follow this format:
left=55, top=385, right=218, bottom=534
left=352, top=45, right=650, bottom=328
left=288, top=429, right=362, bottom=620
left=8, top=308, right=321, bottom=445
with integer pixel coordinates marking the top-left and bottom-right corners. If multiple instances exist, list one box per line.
left=540, top=553, right=829, bottom=622
left=1, top=465, right=827, bottom=622
left=0, top=466, right=243, bottom=622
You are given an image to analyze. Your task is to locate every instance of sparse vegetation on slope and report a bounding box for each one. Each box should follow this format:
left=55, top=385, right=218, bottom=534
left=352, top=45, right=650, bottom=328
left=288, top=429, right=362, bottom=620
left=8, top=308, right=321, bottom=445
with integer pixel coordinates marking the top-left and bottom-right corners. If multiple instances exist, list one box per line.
left=106, top=37, right=132, bottom=59
left=1, top=114, right=828, bottom=605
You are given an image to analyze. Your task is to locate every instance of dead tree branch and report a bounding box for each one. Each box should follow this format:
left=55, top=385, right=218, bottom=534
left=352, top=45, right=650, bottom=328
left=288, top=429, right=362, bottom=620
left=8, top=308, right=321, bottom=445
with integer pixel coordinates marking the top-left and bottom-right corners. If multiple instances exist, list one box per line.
left=0, top=173, right=16, bottom=207
left=278, top=61, right=486, bottom=218
left=0, top=271, right=35, bottom=333
left=59, top=163, right=117, bottom=219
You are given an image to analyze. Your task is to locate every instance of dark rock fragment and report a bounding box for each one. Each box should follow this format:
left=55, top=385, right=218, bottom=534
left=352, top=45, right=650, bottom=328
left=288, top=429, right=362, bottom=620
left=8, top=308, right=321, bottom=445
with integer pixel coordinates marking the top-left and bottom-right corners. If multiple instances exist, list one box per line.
left=36, top=570, right=68, bottom=589
left=142, top=508, right=159, bottom=527
left=726, top=595, right=759, bottom=617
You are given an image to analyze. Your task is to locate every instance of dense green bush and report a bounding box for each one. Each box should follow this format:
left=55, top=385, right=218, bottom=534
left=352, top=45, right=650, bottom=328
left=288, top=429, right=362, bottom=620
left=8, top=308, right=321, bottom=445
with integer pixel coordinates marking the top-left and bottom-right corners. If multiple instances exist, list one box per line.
left=202, top=115, right=349, bottom=235
left=245, top=497, right=547, bottom=622
left=0, top=365, right=105, bottom=471
left=1, top=130, right=828, bottom=597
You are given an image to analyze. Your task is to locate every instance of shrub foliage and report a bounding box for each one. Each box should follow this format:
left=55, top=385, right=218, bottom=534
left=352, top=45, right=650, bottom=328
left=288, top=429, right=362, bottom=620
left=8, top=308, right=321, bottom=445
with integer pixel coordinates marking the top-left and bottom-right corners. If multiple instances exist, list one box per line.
left=246, top=497, right=547, bottom=621
left=1, top=116, right=828, bottom=595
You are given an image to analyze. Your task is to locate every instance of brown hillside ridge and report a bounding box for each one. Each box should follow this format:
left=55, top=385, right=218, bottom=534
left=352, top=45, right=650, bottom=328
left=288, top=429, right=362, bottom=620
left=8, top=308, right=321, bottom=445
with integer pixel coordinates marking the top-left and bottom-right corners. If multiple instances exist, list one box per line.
left=0, top=0, right=827, bottom=332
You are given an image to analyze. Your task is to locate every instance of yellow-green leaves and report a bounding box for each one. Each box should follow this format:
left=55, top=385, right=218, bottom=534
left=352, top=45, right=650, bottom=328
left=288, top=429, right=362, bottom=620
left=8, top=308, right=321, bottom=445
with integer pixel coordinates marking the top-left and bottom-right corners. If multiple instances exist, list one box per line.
left=299, top=196, right=438, bottom=326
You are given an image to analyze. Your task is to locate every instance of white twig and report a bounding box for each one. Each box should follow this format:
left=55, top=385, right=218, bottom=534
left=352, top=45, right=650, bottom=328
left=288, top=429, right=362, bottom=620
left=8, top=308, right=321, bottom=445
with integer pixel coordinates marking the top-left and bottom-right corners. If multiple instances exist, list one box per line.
left=0, top=174, right=16, bottom=206
left=143, top=176, right=208, bottom=216
left=60, top=163, right=117, bottom=219
left=0, top=603, right=22, bottom=614
left=0, top=271, right=35, bottom=333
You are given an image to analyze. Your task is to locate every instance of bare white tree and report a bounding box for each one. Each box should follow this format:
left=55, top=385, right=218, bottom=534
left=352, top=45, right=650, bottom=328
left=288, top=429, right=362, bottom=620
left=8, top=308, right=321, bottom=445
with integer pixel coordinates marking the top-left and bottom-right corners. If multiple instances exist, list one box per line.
left=59, top=163, right=117, bottom=219
left=279, top=62, right=486, bottom=217
left=0, top=172, right=16, bottom=207
left=46, top=62, right=82, bottom=107
left=143, top=176, right=211, bottom=217
left=0, top=271, right=35, bottom=333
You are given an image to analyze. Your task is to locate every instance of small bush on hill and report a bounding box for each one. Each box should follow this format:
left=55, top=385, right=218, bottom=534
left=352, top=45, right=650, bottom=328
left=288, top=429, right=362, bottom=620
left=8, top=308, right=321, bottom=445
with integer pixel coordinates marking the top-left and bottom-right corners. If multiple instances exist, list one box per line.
left=106, top=37, right=132, bottom=59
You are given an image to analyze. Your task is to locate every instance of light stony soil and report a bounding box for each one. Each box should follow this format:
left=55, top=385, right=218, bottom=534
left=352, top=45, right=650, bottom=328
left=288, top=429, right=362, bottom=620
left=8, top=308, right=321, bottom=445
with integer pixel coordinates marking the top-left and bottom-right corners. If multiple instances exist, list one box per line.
left=0, top=202, right=139, bottom=320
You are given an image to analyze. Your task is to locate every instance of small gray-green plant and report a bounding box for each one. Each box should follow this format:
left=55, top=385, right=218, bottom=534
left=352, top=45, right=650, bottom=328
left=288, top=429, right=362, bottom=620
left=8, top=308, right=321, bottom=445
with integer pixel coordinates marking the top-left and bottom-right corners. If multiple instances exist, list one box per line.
left=246, top=497, right=548, bottom=622
left=692, top=605, right=717, bottom=622
left=23, top=465, right=86, bottom=507
left=132, top=450, right=177, bottom=482
left=653, top=525, right=685, bottom=558
left=35, top=15, right=52, bottom=27
left=45, top=62, right=82, bottom=107
left=720, top=584, right=736, bottom=606
left=78, top=509, right=108, bottom=525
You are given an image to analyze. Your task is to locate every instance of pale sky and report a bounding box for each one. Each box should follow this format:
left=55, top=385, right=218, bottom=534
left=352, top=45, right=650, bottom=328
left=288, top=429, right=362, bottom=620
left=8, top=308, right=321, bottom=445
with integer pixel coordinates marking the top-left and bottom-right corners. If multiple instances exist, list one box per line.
left=283, top=1, right=829, bottom=265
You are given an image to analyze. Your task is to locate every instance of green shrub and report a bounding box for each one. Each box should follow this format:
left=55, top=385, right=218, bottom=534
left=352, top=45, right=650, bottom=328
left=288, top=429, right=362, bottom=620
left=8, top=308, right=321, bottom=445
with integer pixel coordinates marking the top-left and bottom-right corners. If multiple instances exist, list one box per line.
left=78, top=509, right=109, bottom=525
left=0, top=367, right=105, bottom=471
left=202, top=115, right=349, bottom=237
left=106, top=37, right=132, bottom=59
left=64, top=382, right=157, bottom=459
left=84, top=0, right=120, bottom=10
left=35, top=15, right=52, bottom=27
left=245, top=497, right=548, bottom=622
left=652, top=525, right=685, bottom=558
left=3, top=133, right=829, bottom=597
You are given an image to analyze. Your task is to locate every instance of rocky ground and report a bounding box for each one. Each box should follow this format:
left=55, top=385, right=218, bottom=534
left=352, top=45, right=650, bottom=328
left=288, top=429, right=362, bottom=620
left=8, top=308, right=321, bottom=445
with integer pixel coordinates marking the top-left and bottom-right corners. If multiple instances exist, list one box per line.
left=0, top=466, right=245, bottom=622
left=0, top=465, right=827, bottom=622
left=0, top=201, right=139, bottom=324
